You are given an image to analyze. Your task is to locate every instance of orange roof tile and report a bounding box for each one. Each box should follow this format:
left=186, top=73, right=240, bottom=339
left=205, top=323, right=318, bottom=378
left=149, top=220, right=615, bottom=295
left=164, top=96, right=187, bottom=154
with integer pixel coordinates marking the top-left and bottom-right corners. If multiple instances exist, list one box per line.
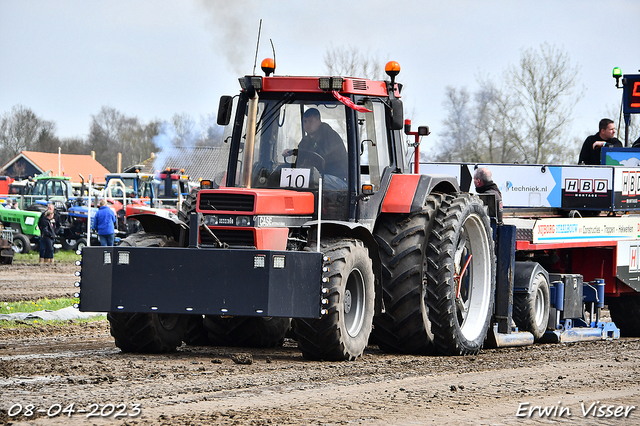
left=21, top=151, right=110, bottom=184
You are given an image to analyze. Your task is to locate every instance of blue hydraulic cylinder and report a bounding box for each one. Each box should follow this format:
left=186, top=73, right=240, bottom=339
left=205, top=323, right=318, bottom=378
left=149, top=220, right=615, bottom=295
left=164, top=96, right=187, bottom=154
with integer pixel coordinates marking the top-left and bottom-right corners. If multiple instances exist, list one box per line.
left=550, top=280, right=564, bottom=311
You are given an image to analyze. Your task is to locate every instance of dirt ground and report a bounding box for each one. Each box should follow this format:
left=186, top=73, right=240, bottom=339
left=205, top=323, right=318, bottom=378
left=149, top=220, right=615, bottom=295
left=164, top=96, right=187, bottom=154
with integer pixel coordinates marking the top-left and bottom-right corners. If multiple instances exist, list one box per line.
left=1, top=263, right=640, bottom=425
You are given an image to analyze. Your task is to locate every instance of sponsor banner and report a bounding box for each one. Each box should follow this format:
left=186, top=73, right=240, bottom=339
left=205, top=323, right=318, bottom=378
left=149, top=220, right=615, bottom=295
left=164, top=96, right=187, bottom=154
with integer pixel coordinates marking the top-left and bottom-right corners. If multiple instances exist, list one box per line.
left=533, top=217, right=640, bottom=244
left=615, top=240, right=640, bottom=291
left=419, top=163, right=617, bottom=210
left=419, top=163, right=561, bottom=208
left=560, top=166, right=613, bottom=210
left=472, top=164, right=560, bottom=208
left=613, top=167, right=640, bottom=211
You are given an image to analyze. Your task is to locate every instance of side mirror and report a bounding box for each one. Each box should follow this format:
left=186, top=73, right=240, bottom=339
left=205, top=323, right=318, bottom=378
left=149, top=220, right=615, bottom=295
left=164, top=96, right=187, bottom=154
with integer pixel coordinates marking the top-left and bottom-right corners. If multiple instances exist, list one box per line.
left=388, top=98, right=404, bottom=130
left=217, top=96, right=233, bottom=126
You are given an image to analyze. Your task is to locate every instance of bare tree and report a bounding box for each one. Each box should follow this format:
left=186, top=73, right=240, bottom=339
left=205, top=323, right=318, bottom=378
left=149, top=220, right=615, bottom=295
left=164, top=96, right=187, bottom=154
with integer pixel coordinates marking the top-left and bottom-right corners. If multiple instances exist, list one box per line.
left=198, top=112, right=224, bottom=147
left=432, top=43, right=582, bottom=165
left=608, top=104, right=640, bottom=147
left=0, top=105, right=50, bottom=164
left=506, top=43, right=582, bottom=163
left=88, top=106, right=157, bottom=172
left=324, top=44, right=386, bottom=80
left=434, top=87, right=476, bottom=162
left=171, top=113, right=199, bottom=146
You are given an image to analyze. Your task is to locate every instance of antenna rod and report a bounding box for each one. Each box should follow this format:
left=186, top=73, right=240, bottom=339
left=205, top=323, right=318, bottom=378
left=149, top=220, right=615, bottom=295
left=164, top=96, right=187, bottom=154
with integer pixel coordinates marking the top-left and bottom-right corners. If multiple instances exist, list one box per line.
left=252, top=19, right=262, bottom=75
left=270, top=38, right=276, bottom=74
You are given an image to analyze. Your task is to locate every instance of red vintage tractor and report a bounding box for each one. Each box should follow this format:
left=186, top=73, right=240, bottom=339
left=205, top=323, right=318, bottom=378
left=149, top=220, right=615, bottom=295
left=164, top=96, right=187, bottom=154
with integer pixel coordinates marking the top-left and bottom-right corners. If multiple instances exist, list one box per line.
left=77, top=60, right=499, bottom=360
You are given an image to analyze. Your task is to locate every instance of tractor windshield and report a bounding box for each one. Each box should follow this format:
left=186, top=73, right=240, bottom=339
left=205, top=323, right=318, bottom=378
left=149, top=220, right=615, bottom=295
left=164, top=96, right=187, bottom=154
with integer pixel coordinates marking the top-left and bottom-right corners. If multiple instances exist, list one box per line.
left=237, top=99, right=349, bottom=192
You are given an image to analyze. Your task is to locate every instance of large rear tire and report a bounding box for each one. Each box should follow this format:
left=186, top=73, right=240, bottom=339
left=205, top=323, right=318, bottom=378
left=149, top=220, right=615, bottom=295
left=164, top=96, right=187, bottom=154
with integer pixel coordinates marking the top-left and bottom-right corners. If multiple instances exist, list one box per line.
left=607, top=295, right=640, bottom=337
left=426, top=194, right=495, bottom=355
left=371, top=194, right=444, bottom=354
left=202, top=316, right=291, bottom=348
left=292, top=239, right=375, bottom=361
left=107, top=231, right=187, bottom=353
left=513, top=270, right=550, bottom=341
left=178, top=192, right=197, bottom=224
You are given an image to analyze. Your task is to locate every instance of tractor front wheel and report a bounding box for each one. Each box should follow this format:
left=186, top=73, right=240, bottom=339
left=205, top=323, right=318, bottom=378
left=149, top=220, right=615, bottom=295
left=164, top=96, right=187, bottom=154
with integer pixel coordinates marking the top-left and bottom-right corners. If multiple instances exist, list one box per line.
left=293, top=239, right=374, bottom=361
left=108, top=312, right=188, bottom=353
left=107, top=231, right=186, bottom=353
left=202, top=316, right=291, bottom=348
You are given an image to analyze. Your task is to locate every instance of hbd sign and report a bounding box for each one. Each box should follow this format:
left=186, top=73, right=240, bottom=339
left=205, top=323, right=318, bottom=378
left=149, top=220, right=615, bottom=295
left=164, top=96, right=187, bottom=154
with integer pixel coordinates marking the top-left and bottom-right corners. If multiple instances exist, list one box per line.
left=562, top=172, right=612, bottom=210
left=564, top=178, right=608, bottom=195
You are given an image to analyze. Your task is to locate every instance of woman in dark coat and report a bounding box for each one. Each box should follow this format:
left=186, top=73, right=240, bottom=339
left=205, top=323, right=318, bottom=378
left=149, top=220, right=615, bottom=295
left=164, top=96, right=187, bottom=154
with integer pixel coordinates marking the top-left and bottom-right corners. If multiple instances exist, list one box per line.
left=38, top=210, right=56, bottom=264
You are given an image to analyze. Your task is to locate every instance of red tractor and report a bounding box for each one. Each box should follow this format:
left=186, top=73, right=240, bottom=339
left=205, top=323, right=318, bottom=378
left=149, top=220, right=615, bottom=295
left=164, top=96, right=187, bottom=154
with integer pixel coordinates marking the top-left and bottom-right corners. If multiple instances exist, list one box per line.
left=77, top=60, right=505, bottom=360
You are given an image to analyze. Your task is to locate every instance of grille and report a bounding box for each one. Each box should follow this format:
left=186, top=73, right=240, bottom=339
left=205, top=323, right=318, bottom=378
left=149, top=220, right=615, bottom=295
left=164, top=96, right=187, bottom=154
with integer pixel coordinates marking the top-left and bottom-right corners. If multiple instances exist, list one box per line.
left=199, top=193, right=254, bottom=212
left=201, top=228, right=255, bottom=247
left=352, top=80, right=368, bottom=90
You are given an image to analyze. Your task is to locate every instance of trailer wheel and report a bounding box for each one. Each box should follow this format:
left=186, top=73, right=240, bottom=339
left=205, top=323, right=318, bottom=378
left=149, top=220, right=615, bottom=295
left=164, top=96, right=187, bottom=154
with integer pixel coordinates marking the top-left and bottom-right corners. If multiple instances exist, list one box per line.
left=107, top=312, right=188, bottom=353
left=202, top=316, right=291, bottom=348
left=292, top=239, right=374, bottom=361
left=607, top=296, right=640, bottom=337
left=513, top=271, right=550, bottom=340
left=426, top=193, right=495, bottom=355
left=12, top=233, right=30, bottom=254
left=108, top=231, right=187, bottom=353
left=371, top=194, right=445, bottom=354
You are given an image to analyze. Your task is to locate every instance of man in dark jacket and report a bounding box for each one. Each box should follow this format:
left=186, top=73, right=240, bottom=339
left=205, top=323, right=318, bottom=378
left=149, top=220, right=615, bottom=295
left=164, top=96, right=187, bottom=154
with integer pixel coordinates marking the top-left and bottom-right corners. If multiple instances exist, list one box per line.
left=578, top=118, right=622, bottom=165
left=282, top=108, right=348, bottom=188
left=474, top=167, right=503, bottom=223
left=93, top=199, right=117, bottom=246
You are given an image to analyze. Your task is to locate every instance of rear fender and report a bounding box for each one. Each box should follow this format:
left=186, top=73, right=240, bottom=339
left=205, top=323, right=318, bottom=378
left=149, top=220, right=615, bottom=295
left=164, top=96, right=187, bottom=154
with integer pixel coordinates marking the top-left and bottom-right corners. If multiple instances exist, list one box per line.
left=381, top=174, right=459, bottom=213
left=129, top=214, right=188, bottom=246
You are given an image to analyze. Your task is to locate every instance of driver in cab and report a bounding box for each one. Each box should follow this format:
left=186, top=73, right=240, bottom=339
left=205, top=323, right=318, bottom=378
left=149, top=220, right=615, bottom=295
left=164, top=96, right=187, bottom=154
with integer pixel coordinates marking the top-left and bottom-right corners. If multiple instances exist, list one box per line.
left=282, top=108, right=348, bottom=189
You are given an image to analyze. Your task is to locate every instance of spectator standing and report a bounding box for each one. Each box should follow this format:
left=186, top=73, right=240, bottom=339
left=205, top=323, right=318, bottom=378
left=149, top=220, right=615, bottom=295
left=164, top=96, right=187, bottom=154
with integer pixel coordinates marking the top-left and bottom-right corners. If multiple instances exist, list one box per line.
left=46, top=202, right=60, bottom=235
left=474, top=167, right=504, bottom=223
left=38, top=210, right=56, bottom=264
left=93, top=199, right=117, bottom=246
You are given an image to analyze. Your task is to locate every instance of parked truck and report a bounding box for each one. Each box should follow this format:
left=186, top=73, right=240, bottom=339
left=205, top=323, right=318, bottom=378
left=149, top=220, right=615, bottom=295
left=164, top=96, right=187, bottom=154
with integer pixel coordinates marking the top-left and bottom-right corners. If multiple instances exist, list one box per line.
left=77, top=61, right=636, bottom=360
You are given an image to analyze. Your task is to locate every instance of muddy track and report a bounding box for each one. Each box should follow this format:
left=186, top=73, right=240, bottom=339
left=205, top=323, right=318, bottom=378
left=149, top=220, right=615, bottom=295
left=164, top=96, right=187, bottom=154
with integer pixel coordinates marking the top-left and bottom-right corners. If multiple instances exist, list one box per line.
left=0, top=264, right=77, bottom=302
left=1, top=264, right=640, bottom=425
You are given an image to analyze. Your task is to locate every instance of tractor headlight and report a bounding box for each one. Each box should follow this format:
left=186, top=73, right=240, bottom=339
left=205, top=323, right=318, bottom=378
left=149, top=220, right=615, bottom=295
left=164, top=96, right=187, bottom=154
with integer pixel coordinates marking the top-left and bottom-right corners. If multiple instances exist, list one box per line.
left=235, top=216, right=251, bottom=226
left=204, top=215, right=219, bottom=226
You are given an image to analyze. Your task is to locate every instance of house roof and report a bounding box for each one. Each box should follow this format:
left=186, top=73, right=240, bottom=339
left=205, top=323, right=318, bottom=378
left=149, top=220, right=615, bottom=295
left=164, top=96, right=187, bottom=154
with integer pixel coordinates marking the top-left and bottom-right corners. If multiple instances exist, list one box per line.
left=139, top=146, right=231, bottom=182
left=2, top=151, right=111, bottom=184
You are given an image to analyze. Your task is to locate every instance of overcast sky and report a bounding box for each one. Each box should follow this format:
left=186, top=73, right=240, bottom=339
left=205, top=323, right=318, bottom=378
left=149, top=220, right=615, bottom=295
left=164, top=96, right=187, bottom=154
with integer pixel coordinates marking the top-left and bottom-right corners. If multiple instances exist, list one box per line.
left=1, top=0, right=639, bottom=156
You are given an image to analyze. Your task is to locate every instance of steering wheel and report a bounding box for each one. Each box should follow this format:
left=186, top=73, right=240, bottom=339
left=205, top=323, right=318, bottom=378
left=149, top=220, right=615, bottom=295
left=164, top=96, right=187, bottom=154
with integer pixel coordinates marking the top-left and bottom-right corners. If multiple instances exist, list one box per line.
left=297, top=149, right=326, bottom=172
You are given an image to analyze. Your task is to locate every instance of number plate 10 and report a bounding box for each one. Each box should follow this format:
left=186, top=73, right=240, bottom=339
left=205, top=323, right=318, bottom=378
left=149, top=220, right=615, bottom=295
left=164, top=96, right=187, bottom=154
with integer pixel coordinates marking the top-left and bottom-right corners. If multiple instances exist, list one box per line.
left=280, top=168, right=310, bottom=188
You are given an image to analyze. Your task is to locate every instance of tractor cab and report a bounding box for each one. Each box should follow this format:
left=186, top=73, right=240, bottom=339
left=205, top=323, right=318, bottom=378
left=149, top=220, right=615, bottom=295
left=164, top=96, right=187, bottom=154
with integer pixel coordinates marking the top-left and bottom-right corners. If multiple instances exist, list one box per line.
left=215, top=60, right=408, bottom=224
left=156, top=168, right=190, bottom=208
left=105, top=171, right=155, bottom=205
left=25, top=176, right=74, bottom=211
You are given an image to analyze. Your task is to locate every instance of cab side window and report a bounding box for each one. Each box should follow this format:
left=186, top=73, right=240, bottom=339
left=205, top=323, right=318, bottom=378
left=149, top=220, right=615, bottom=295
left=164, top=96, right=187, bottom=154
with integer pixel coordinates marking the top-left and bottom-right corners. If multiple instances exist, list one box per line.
left=358, top=102, right=391, bottom=189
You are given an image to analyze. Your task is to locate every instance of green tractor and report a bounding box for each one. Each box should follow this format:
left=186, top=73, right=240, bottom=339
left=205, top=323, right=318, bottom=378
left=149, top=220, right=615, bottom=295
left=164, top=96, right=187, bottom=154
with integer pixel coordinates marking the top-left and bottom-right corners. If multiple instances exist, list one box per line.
left=0, top=204, right=40, bottom=254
